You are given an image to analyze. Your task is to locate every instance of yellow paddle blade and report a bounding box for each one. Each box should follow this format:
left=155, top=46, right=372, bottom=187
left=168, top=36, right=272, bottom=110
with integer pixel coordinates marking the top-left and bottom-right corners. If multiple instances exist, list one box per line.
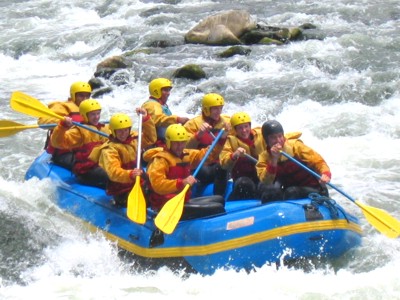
left=154, top=184, right=190, bottom=234
left=10, top=91, right=62, bottom=120
left=0, top=120, right=37, bottom=137
left=127, top=176, right=147, bottom=224
left=355, top=200, right=400, bottom=238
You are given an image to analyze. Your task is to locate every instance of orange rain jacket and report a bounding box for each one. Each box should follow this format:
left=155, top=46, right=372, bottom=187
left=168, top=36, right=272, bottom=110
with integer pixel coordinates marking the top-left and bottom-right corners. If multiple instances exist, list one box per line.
left=89, top=116, right=156, bottom=196
left=51, top=121, right=110, bottom=175
left=256, top=133, right=331, bottom=189
left=143, top=141, right=224, bottom=210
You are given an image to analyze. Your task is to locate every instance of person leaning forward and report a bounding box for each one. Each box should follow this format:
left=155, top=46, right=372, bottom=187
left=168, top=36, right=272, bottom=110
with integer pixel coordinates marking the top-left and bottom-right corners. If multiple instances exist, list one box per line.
left=38, top=81, right=92, bottom=170
left=50, top=99, right=110, bottom=188
left=256, top=120, right=331, bottom=203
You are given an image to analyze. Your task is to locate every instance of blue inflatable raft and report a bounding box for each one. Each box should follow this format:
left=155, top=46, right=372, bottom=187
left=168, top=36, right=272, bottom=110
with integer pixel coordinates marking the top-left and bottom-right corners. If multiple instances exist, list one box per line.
left=25, top=151, right=362, bottom=275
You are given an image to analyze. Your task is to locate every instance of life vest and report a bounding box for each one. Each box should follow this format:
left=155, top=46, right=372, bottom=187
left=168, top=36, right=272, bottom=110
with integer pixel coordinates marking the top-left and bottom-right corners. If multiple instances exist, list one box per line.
left=149, top=161, right=192, bottom=210
left=276, top=158, right=321, bottom=189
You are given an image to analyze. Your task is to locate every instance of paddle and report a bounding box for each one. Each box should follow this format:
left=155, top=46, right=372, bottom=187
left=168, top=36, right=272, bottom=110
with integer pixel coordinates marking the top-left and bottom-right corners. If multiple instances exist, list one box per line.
left=280, top=151, right=400, bottom=238
left=10, top=91, right=108, bottom=137
left=209, top=131, right=258, bottom=164
left=154, top=129, right=225, bottom=234
left=0, top=120, right=56, bottom=138
left=126, top=113, right=147, bottom=224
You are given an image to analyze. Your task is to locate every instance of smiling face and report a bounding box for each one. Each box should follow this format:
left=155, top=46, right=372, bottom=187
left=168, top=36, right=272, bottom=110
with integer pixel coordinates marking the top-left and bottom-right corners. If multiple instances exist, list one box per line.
left=266, top=132, right=285, bottom=148
left=235, top=122, right=251, bottom=139
left=114, top=127, right=131, bottom=142
left=86, top=109, right=101, bottom=126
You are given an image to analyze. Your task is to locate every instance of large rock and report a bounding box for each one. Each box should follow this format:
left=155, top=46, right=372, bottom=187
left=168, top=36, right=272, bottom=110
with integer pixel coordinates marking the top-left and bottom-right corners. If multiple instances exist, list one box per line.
left=185, top=10, right=257, bottom=46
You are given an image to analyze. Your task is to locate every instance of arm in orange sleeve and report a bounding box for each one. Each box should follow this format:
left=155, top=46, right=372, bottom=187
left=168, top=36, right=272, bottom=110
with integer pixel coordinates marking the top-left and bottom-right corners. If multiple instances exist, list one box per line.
left=147, top=157, right=181, bottom=195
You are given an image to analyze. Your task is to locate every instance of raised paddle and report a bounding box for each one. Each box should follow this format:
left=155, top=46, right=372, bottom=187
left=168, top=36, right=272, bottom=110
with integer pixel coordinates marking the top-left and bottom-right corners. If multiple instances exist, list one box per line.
left=10, top=91, right=109, bottom=138
left=127, top=113, right=147, bottom=224
left=0, top=120, right=56, bottom=137
left=280, top=150, right=400, bottom=238
left=155, top=129, right=225, bottom=234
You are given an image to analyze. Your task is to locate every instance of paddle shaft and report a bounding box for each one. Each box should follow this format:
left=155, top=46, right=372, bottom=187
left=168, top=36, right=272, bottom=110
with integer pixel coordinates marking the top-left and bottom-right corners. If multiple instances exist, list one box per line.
left=209, top=131, right=257, bottom=164
left=136, top=113, right=143, bottom=169
left=0, top=123, right=56, bottom=130
left=193, top=129, right=225, bottom=177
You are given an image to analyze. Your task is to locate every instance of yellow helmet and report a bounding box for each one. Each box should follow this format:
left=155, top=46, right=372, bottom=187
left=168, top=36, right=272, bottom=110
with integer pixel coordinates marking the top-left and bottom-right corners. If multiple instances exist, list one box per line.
left=79, top=99, right=101, bottom=122
left=201, top=93, right=224, bottom=116
left=230, top=112, right=251, bottom=128
left=149, top=78, right=173, bottom=99
left=70, top=81, right=92, bottom=103
left=109, top=113, right=132, bottom=137
left=165, top=124, right=189, bottom=149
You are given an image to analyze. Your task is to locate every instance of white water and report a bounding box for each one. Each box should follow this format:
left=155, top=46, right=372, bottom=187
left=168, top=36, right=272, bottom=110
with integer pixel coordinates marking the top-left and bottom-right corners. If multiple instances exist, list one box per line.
left=1, top=0, right=400, bottom=299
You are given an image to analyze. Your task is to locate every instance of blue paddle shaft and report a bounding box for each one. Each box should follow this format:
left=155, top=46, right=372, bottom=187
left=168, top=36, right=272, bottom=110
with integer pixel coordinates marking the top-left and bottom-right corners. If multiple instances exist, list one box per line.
left=71, top=121, right=108, bottom=137
left=192, top=129, right=225, bottom=178
left=280, top=151, right=356, bottom=203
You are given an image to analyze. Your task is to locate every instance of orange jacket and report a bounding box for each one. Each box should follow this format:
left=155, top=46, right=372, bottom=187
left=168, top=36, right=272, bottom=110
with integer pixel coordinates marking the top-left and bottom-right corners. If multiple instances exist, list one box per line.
left=219, top=127, right=265, bottom=181
left=51, top=122, right=110, bottom=174
left=184, top=113, right=231, bottom=149
left=89, top=116, right=156, bottom=195
left=256, top=133, right=331, bottom=188
left=143, top=142, right=223, bottom=210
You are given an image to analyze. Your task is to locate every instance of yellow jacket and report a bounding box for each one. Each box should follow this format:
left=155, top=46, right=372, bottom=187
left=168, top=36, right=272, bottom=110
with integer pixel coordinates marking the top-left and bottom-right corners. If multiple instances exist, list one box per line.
left=89, top=116, right=156, bottom=191
left=143, top=142, right=223, bottom=210
left=38, top=101, right=80, bottom=124
left=256, top=132, right=331, bottom=187
left=219, top=127, right=265, bottom=171
left=51, top=123, right=110, bottom=150
left=184, top=114, right=231, bottom=149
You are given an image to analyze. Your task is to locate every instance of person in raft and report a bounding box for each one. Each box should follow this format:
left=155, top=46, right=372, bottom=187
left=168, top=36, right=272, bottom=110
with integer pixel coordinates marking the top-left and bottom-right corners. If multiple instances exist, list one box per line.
left=183, top=93, right=231, bottom=197
left=256, top=120, right=331, bottom=203
left=38, top=81, right=93, bottom=170
left=143, top=124, right=226, bottom=220
left=141, top=77, right=189, bottom=148
left=50, top=99, right=110, bottom=188
left=89, top=110, right=156, bottom=207
left=219, top=112, right=265, bottom=200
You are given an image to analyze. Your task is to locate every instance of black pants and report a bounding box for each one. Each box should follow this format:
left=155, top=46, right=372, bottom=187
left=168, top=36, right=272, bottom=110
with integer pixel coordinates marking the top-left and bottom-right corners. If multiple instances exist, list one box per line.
left=51, top=152, right=75, bottom=170
left=75, top=166, right=109, bottom=189
left=259, top=183, right=329, bottom=203
left=227, top=177, right=258, bottom=201
left=195, top=163, right=228, bottom=197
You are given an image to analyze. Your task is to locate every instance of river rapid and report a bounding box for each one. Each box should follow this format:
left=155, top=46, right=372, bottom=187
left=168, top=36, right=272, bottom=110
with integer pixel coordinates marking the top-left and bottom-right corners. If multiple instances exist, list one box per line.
left=0, top=0, right=400, bottom=299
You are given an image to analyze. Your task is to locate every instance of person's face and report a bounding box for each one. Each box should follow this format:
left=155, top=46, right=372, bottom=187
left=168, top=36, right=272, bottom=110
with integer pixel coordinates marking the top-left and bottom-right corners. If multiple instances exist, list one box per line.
left=235, top=122, right=251, bottom=139
left=160, top=87, right=172, bottom=102
left=169, top=141, right=186, bottom=156
left=266, top=133, right=285, bottom=148
left=87, top=110, right=101, bottom=125
left=209, top=105, right=223, bottom=121
left=115, top=127, right=131, bottom=142
left=74, top=92, right=91, bottom=106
